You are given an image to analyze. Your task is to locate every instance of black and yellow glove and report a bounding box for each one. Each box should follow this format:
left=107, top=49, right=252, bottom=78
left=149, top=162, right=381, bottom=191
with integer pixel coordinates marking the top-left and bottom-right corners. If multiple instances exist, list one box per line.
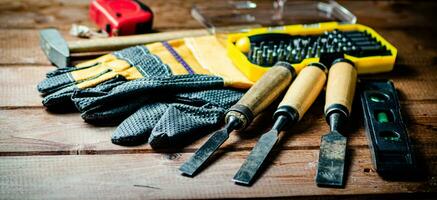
left=38, top=36, right=253, bottom=110
left=38, top=36, right=254, bottom=148
left=72, top=76, right=244, bottom=147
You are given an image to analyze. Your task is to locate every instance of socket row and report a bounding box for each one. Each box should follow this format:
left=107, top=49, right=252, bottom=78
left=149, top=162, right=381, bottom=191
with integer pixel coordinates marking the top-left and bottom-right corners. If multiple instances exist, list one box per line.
left=247, top=30, right=391, bottom=66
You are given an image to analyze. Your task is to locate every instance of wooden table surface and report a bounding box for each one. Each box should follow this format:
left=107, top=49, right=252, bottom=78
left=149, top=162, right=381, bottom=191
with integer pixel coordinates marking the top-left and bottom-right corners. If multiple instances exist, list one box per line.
left=0, top=0, right=436, bottom=199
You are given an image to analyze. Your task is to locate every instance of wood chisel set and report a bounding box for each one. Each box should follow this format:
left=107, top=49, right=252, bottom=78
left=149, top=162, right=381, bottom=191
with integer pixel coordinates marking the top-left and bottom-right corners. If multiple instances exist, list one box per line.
left=180, top=22, right=416, bottom=187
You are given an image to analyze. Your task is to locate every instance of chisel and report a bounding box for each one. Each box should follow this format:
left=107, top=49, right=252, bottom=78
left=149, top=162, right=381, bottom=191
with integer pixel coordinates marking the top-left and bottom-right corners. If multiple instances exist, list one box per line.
left=316, top=58, right=357, bottom=187
left=233, top=62, right=328, bottom=185
left=179, top=62, right=297, bottom=176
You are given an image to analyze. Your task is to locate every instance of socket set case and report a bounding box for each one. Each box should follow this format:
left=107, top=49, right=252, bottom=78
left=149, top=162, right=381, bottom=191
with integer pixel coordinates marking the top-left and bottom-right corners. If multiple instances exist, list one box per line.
left=226, top=22, right=397, bottom=82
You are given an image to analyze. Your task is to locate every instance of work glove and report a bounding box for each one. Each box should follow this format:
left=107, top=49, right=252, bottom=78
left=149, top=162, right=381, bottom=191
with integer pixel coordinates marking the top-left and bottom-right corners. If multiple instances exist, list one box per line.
left=72, top=74, right=224, bottom=123
left=72, top=78, right=243, bottom=147
left=70, top=38, right=248, bottom=146
left=38, top=35, right=252, bottom=148
left=37, top=36, right=252, bottom=111
left=37, top=46, right=171, bottom=110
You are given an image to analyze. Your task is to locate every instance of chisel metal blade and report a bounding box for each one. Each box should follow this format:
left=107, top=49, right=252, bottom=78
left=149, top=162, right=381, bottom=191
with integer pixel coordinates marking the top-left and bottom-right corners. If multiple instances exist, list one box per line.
left=316, top=131, right=347, bottom=187
left=233, top=129, right=278, bottom=185
left=179, top=128, right=230, bottom=176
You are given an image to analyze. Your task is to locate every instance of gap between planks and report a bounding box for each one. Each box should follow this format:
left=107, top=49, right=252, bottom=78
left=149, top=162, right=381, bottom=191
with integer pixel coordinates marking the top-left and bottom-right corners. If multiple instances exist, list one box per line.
left=0, top=27, right=436, bottom=66
left=0, top=65, right=436, bottom=107
left=0, top=102, right=435, bottom=156
left=0, top=0, right=436, bottom=30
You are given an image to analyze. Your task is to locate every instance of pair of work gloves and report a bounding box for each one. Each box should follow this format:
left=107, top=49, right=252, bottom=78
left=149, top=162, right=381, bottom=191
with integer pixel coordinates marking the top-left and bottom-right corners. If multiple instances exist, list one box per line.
left=37, top=36, right=253, bottom=148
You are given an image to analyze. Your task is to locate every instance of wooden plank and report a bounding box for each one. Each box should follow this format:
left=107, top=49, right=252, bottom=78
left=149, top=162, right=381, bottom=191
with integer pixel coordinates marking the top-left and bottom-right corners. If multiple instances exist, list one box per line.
left=345, top=1, right=437, bottom=29
left=0, top=108, right=116, bottom=155
left=0, top=0, right=92, bottom=31
left=0, top=1, right=436, bottom=31
left=0, top=27, right=435, bottom=67
left=0, top=30, right=51, bottom=65
left=0, top=148, right=435, bottom=199
left=0, top=0, right=201, bottom=31
left=0, top=102, right=435, bottom=155
left=0, top=66, right=52, bottom=107
left=0, top=1, right=435, bottom=199
left=0, top=29, right=87, bottom=66
left=0, top=49, right=437, bottom=108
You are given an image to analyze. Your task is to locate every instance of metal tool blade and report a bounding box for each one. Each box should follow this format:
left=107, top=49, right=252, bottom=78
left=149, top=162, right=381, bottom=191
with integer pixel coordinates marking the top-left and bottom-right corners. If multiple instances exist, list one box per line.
left=179, top=128, right=230, bottom=176
left=233, top=129, right=278, bottom=185
left=39, top=29, right=70, bottom=68
left=316, top=130, right=347, bottom=187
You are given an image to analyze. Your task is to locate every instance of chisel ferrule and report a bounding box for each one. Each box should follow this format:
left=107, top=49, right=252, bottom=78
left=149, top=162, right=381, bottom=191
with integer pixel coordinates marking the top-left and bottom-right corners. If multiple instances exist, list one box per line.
left=274, top=61, right=297, bottom=77
left=273, top=105, right=299, bottom=127
left=324, top=103, right=349, bottom=124
left=307, top=62, right=328, bottom=74
left=331, top=58, right=355, bottom=69
left=225, top=105, right=253, bottom=130
left=327, top=112, right=345, bottom=133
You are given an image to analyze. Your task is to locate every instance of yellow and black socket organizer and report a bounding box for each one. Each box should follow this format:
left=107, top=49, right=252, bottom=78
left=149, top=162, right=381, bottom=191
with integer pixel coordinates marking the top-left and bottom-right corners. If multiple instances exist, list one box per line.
left=227, top=22, right=397, bottom=82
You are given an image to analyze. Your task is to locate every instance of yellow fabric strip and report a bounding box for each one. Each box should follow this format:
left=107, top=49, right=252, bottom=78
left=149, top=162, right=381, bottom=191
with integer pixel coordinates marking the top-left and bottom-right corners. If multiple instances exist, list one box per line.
left=73, top=35, right=254, bottom=90
left=166, top=40, right=210, bottom=75
left=184, top=36, right=253, bottom=89
left=146, top=40, right=209, bottom=75
left=118, top=67, right=144, bottom=80
left=73, top=58, right=142, bottom=89
left=75, top=54, right=117, bottom=68
left=76, top=71, right=117, bottom=89
left=146, top=42, right=188, bottom=75
left=71, top=59, right=131, bottom=81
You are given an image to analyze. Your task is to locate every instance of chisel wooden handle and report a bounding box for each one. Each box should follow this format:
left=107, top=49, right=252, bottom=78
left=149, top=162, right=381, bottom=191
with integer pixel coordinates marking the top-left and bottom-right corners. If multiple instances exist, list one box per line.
left=69, top=29, right=209, bottom=53
left=274, top=63, right=327, bottom=122
left=225, top=62, right=296, bottom=130
left=324, top=59, right=357, bottom=118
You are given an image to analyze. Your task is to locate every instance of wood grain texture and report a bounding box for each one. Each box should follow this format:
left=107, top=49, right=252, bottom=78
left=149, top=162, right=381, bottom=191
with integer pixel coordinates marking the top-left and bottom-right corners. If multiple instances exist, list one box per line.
left=325, top=61, right=357, bottom=114
left=69, top=29, right=209, bottom=52
left=0, top=148, right=436, bottom=199
left=0, top=101, right=435, bottom=155
left=0, top=30, right=52, bottom=65
left=0, top=29, right=435, bottom=66
left=0, top=0, right=436, bottom=198
left=0, top=66, right=52, bottom=107
left=0, top=0, right=201, bottom=31
left=0, top=0, right=93, bottom=30
left=0, top=65, right=434, bottom=108
left=0, top=0, right=436, bottom=30
left=279, top=65, right=326, bottom=119
left=234, top=65, right=293, bottom=119
left=345, top=1, right=437, bottom=29
left=0, top=1, right=435, bottom=66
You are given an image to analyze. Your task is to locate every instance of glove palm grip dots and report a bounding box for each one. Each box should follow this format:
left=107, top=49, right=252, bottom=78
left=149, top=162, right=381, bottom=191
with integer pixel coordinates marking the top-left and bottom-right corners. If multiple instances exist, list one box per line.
left=38, top=37, right=247, bottom=148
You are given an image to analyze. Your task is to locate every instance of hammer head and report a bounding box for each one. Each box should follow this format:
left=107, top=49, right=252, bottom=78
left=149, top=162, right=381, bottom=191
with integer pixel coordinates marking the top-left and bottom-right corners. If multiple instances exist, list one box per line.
left=40, top=28, right=70, bottom=68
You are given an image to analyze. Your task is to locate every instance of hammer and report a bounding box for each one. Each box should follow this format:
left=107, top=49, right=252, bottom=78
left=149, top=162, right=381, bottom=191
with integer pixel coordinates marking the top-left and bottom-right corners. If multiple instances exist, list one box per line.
left=40, top=28, right=209, bottom=68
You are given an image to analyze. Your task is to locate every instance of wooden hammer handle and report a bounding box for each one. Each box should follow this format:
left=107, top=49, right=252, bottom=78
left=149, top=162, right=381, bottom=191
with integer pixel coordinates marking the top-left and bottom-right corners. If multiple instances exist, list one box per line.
left=68, top=29, right=209, bottom=53
left=324, top=60, right=358, bottom=116
left=278, top=64, right=327, bottom=120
